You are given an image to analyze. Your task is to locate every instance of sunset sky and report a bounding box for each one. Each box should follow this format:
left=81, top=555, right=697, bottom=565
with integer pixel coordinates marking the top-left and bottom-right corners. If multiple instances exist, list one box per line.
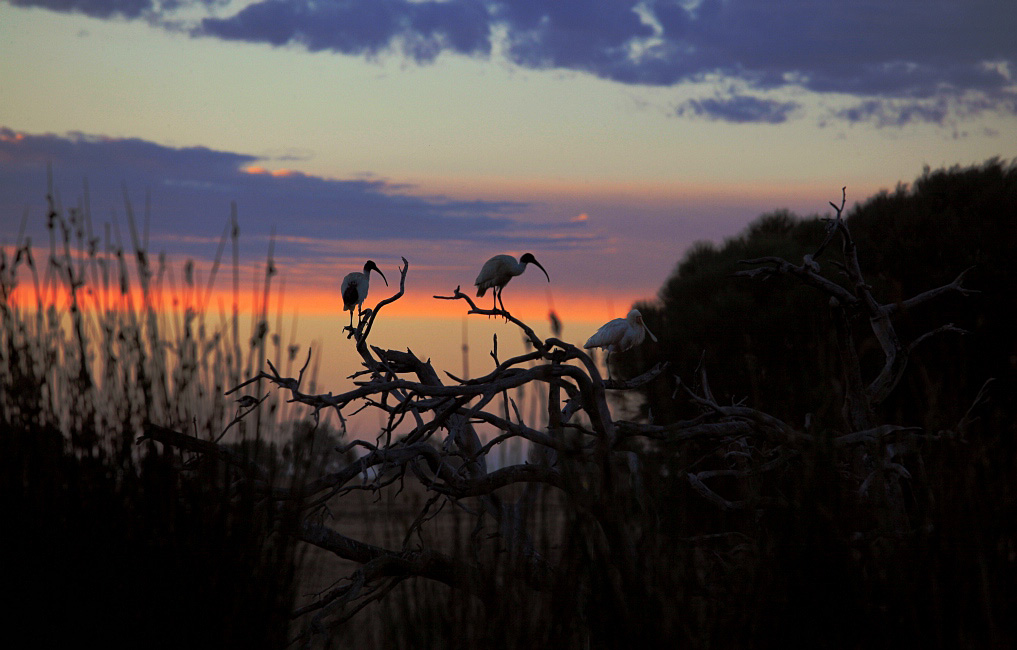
left=2, top=0, right=1016, bottom=387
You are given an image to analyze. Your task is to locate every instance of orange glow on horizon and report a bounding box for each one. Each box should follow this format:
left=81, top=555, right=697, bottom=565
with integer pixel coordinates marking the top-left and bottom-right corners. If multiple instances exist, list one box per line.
left=3, top=280, right=654, bottom=328
left=282, top=284, right=655, bottom=326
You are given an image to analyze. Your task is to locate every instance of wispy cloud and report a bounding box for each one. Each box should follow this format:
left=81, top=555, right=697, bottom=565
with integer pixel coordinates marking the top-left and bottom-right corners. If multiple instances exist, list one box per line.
left=9, top=0, right=1013, bottom=125
left=831, top=93, right=1017, bottom=128
left=676, top=94, right=800, bottom=124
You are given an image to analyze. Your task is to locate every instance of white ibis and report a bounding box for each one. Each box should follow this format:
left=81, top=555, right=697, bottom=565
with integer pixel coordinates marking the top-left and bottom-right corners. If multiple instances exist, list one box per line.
left=583, top=309, right=657, bottom=377
left=474, top=253, right=550, bottom=312
left=341, top=260, right=388, bottom=328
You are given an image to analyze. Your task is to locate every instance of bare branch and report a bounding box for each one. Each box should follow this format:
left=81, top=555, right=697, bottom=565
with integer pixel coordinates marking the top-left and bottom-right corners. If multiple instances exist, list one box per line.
left=736, top=257, right=858, bottom=306
left=435, top=285, right=546, bottom=351
left=833, top=425, right=923, bottom=447
left=686, top=473, right=746, bottom=511
left=602, top=361, right=668, bottom=391
left=299, top=521, right=493, bottom=600
left=616, top=419, right=757, bottom=443
left=955, top=378, right=995, bottom=437
left=885, top=266, right=980, bottom=316
left=428, top=463, right=566, bottom=498
left=469, top=410, right=569, bottom=455
left=140, top=423, right=270, bottom=482
left=908, top=323, right=967, bottom=352
left=354, top=256, right=409, bottom=344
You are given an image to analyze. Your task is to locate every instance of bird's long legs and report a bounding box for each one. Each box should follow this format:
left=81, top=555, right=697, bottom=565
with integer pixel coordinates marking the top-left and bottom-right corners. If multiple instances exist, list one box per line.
left=346, top=306, right=363, bottom=332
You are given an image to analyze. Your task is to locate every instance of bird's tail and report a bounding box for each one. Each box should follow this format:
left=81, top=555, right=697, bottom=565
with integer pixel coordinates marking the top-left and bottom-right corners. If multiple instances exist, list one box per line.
left=583, top=330, right=611, bottom=349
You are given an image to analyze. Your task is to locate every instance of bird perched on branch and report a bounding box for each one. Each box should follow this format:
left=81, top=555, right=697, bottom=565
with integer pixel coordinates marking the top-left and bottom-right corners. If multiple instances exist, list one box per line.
left=474, top=253, right=550, bottom=313
left=342, top=260, right=388, bottom=329
left=584, top=309, right=657, bottom=377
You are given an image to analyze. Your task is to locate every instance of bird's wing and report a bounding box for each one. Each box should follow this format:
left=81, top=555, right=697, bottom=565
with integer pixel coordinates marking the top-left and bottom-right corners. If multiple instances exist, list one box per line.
left=583, top=318, right=625, bottom=350
left=342, top=275, right=360, bottom=309
left=618, top=326, right=641, bottom=351
left=475, top=256, right=504, bottom=291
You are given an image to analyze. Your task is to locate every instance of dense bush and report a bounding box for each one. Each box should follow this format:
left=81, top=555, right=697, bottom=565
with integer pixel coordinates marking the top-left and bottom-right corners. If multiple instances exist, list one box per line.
left=635, top=159, right=1017, bottom=431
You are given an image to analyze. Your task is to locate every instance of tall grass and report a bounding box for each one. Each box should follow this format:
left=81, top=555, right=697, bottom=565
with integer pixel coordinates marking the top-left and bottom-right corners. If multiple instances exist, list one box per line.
left=1, top=185, right=320, bottom=649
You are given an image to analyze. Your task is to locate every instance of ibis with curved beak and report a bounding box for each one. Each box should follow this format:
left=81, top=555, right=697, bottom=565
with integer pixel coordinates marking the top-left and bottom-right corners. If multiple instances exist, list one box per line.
left=474, top=253, right=550, bottom=313
left=342, top=260, right=388, bottom=328
left=584, top=309, right=657, bottom=376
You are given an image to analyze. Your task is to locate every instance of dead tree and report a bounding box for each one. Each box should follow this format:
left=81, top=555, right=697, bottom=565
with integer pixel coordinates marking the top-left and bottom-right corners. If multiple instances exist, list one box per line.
left=736, top=189, right=978, bottom=530
left=140, top=197, right=981, bottom=642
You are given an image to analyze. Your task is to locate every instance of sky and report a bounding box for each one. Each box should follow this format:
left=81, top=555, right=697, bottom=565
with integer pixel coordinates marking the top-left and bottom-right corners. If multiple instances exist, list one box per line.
left=2, top=0, right=1016, bottom=391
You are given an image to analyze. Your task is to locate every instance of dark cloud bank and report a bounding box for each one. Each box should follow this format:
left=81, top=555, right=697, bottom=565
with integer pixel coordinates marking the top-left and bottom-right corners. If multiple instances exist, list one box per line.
left=0, top=127, right=563, bottom=260
left=7, top=0, right=1016, bottom=125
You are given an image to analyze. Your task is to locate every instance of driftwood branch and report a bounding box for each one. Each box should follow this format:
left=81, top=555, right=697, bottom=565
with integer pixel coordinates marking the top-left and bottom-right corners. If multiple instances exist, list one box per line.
left=141, top=227, right=975, bottom=639
left=885, top=266, right=979, bottom=316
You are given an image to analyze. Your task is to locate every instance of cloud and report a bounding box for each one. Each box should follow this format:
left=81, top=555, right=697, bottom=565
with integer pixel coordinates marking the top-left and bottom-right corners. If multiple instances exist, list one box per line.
left=493, top=0, right=655, bottom=79
left=832, top=92, right=1017, bottom=128
left=190, top=0, right=1017, bottom=121
left=834, top=99, right=949, bottom=128
left=198, top=0, right=492, bottom=62
left=7, top=0, right=1017, bottom=124
left=7, top=0, right=155, bottom=19
left=0, top=126, right=589, bottom=261
left=677, top=94, right=800, bottom=124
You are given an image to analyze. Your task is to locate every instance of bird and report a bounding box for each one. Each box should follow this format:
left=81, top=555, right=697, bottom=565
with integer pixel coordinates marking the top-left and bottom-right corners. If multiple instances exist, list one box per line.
left=474, top=253, right=550, bottom=313
left=341, top=260, right=388, bottom=329
left=583, top=309, right=657, bottom=377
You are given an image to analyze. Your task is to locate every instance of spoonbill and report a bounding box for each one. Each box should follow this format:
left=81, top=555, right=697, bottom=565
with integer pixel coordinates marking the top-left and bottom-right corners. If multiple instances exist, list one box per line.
left=474, top=253, right=550, bottom=312
left=342, top=260, right=388, bottom=328
left=584, top=309, right=657, bottom=376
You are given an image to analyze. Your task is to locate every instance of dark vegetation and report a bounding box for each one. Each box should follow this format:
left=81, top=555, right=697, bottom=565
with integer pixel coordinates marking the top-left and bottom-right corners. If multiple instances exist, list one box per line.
left=1, top=193, right=320, bottom=648
left=2, top=159, right=1016, bottom=649
left=636, top=160, right=1016, bottom=431
left=624, top=158, right=1017, bottom=647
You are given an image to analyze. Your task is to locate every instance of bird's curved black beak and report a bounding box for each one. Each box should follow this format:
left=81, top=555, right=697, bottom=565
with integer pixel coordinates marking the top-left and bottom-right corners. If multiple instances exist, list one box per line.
left=532, top=259, right=550, bottom=283
left=367, top=261, right=389, bottom=286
